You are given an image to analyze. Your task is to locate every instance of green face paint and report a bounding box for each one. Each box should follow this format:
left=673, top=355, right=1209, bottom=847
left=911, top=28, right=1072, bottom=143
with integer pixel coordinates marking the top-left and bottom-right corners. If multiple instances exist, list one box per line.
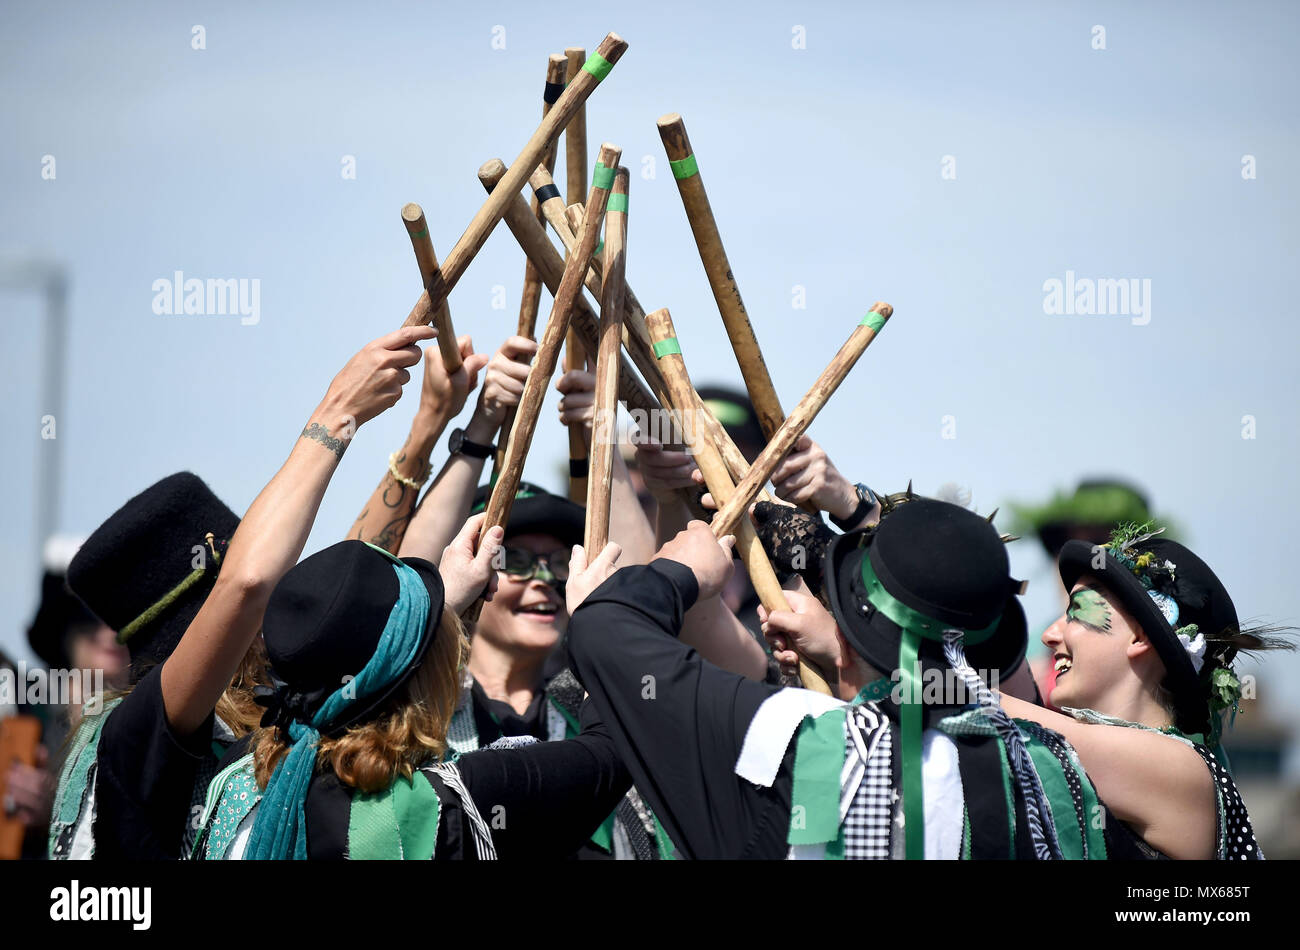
left=1067, top=588, right=1112, bottom=633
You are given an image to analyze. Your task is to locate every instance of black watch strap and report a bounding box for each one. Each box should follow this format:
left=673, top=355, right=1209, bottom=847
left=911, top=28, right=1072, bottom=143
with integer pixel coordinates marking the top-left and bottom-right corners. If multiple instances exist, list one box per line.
left=830, top=483, right=878, bottom=532
left=450, top=428, right=495, bottom=459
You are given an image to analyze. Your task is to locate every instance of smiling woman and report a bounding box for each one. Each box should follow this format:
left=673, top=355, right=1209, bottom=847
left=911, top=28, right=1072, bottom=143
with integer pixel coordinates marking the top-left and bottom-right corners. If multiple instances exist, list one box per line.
left=999, top=523, right=1295, bottom=859
left=453, top=483, right=587, bottom=750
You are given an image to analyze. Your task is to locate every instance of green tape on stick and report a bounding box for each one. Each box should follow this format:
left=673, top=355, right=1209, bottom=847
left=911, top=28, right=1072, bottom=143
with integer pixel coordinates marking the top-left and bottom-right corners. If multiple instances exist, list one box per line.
left=652, top=338, right=682, bottom=358
left=594, top=240, right=604, bottom=256
left=669, top=155, right=699, bottom=179
left=583, top=52, right=614, bottom=81
left=859, top=311, right=888, bottom=332
left=606, top=193, right=628, bottom=214
left=411, top=228, right=429, bottom=240
left=592, top=163, right=615, bottom=190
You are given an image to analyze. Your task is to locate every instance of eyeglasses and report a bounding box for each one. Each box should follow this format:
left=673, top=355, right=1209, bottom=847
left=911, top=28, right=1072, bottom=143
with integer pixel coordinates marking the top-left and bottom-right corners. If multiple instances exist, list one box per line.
left=499, top=547, right=570, bottom=584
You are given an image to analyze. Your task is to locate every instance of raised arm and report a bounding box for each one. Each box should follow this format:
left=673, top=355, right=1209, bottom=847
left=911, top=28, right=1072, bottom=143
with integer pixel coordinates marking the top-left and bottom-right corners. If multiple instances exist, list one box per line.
left=399, top=335, right=536, bottom=563
left=995, top=693, right=1217, bottom=859
left=556, top=367, right=656, bottom=565
left=348, top=335, right=486, bottom=552
left=160, top=325, right=434, bottom=735
left=565, top=523, right=789, bottom=859
left=769, top=435, right=878, bottom=529
left=631, top=439, right=766, bottom=680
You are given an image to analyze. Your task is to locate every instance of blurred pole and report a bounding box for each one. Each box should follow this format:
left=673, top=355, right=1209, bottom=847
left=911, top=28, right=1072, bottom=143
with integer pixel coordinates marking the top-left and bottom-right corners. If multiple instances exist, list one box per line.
left=1, top=259, right=68, bottom=569
left=41, top=271, right=67, bottom=556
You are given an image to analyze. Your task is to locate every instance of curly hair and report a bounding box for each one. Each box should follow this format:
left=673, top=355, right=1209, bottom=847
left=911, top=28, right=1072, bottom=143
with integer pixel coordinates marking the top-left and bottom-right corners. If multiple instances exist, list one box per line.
left=251, top=609, right=467, bottom=794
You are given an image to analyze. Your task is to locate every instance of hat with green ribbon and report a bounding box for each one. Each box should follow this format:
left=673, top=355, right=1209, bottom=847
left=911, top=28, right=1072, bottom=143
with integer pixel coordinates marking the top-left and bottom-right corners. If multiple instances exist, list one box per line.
left=823, top=499, right=1030, bottom=858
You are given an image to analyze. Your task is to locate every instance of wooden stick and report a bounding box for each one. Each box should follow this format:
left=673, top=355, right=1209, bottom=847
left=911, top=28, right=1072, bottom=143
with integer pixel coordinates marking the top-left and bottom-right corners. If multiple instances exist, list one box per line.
left=479, top=159, right=709, bottom=522
left=712, top=303, right=894, bottom=538
left=401, top=204, right=463, bottom=372
left=585, top=167, right=629, bottom=553
left=644, top=308, right=831, bottom=695
left=480, top=143, right=622, bottom=544
left=497, top=52, right=569, bottom=480
left=657, top=113, right=784, bottom=438
left=478, top=159, right=656, bottom=421
left=562, top=48, right=591, bottom=504
left=400, top=32, right=627, bottom=330
left=535, top=177, right=769, bottom=499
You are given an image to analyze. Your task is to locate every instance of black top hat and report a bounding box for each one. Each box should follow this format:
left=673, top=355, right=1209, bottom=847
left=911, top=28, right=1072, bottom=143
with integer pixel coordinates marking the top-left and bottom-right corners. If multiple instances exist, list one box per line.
left=468, top=481, right=585, bottom=547
left=260, top=540, right=445, bottom=736
left=1058, top=533, right=1237, bottom=736
left=824, top=499, right=1028, bottom=706
left=66, top=472, right=240, bottom=683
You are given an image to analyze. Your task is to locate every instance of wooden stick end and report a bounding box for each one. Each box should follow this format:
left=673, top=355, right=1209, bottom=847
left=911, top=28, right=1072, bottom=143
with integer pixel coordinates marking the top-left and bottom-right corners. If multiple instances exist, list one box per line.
left=477, top=158, right=507, bottom=187
left=600, top=33, right=628, bottom=61
left=401, top=203, right=425, bottom=226
left=596, top=142, right=622, bottom=169
left=644, top=307, right=673, bottom=341
left=656, top=114, right=690, bottom=157
left=871, top=302, right=894, bottom=320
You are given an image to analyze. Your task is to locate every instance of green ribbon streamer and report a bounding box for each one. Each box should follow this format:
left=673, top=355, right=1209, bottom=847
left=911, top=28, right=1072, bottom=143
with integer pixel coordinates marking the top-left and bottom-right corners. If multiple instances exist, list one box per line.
left=787, top=708, right=847, bottom=846
left=1026, top=740, right=1083, bottom=860
left=859, top=310, right=887, bottom=332
left=858, top=553, right=1001, bottom=860
left=582, top=52, right=614, bottom=80
left=592, top=163, right=615, bottom=190
left=859, top=555, right=999, bottom=646
left=652, top=814, right=678, bottom=860
left=606, top=192, right=628, bottom=214
left=898, top=630, right=924, bottom=860
left=996, top=740, right=1017, bottom=857
left=669, top=154, right=699, bottom=179
left=652, top=337, right=682, bottom=358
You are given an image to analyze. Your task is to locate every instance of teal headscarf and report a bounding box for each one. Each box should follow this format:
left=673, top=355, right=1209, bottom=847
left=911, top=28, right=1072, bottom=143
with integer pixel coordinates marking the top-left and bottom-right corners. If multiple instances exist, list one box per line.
left=246, top=546, right=432, bottom=860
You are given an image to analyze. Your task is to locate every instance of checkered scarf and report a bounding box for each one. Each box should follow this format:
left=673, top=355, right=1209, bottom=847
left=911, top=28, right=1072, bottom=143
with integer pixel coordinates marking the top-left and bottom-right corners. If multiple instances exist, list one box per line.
left=841, top=703, right=894, bottom=859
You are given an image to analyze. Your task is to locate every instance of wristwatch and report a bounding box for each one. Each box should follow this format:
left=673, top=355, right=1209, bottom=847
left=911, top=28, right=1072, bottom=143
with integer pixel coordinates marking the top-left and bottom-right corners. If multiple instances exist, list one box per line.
left=448, top=427, right=495, bottom=459
left=830, top=482, right=879, bottom=532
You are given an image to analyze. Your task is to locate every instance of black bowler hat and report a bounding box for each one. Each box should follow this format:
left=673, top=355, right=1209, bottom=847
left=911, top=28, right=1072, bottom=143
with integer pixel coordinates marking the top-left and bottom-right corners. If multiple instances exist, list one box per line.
left=469, top=481, right=584, bottom=547
left=1058, top=533, right=1237, bottom=736
left=67, top=472, right=240, bottom=682
left=824, top=499, right=1028, bottom=702
left=260, top=541, right=444, bottom=735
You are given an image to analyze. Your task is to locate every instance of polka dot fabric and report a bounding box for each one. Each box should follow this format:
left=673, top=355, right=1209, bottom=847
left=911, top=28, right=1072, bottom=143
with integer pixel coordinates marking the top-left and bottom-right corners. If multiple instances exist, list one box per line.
left=1189, top=743, right=1262, bottom=860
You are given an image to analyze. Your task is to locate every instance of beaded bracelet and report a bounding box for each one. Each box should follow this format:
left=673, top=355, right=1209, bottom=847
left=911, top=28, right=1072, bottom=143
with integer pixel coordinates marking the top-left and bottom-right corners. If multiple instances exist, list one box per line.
left=388, top=451, right=431, bottom=490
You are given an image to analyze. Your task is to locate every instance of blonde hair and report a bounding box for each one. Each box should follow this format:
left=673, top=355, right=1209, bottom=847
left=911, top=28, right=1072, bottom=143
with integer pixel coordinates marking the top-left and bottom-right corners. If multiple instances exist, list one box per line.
left=216, top=636, right=272, bottom=738
left=252, top=609, right=467, bottom=794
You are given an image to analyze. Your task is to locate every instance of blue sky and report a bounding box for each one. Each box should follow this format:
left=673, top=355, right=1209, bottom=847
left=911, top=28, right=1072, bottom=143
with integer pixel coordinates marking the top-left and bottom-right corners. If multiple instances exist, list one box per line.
left=3, top=1, right=1298, bottom=762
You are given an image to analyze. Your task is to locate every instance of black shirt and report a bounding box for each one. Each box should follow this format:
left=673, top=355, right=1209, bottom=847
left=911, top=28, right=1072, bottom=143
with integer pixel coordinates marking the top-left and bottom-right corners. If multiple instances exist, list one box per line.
left=469, top=677, right=548, bottom=744
left=566, top=560, right=794, bottom=859
left=301, top=699, right=630, bottom=860
left=93, top=664, right=215, bottom=860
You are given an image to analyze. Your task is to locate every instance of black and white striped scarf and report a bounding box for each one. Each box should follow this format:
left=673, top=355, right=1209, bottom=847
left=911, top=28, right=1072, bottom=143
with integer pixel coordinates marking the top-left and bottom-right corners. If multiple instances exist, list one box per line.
left=941, top=630, right=1061, bottom=860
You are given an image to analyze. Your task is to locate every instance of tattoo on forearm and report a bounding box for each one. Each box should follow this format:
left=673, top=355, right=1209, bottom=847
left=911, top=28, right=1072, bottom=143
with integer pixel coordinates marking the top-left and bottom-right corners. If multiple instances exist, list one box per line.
left=301, top=422, right=347, bottom=459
